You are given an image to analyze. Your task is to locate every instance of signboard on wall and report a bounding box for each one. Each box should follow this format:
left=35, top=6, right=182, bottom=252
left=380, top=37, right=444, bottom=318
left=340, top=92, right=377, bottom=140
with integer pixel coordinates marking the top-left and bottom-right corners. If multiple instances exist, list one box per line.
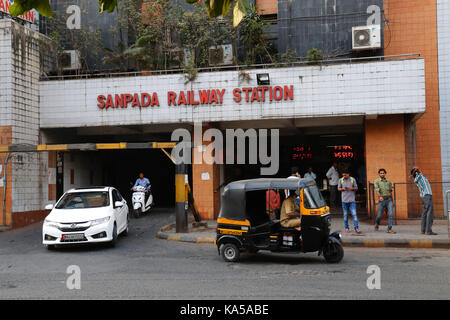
left=0, top=0, right=37, bottom=24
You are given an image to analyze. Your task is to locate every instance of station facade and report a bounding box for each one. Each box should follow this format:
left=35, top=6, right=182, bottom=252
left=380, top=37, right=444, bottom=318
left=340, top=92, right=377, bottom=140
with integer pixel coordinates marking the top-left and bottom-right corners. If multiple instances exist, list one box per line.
left=0, top=0, right=449, bottom=228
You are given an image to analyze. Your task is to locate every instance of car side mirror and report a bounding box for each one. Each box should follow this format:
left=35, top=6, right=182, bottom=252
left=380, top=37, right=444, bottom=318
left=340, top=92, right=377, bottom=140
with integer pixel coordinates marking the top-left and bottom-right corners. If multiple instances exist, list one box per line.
left=45, top=204, right=54, bottom=210
left=114, top=201, right=123, bottom=208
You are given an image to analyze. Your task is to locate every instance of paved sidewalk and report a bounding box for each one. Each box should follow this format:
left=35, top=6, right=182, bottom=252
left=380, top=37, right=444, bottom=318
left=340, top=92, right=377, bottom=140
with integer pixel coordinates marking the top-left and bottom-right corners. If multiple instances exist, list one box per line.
left=156, top=217, right=449, bottom=249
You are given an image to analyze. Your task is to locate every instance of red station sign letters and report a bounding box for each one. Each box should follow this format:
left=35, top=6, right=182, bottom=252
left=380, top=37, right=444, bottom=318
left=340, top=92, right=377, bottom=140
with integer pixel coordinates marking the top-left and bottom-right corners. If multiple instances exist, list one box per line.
left=97, top=85, right=294, bottom=109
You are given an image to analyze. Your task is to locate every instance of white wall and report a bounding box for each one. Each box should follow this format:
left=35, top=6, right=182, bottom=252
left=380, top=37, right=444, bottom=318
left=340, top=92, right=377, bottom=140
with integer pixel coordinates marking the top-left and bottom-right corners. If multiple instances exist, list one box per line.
left=0, top=20, right=48, bottom=213
left=437, top=0, right=450, bottom=212
left=63, top=152, right=103, bottom=192
left=39, top=58, right=426, bottom=128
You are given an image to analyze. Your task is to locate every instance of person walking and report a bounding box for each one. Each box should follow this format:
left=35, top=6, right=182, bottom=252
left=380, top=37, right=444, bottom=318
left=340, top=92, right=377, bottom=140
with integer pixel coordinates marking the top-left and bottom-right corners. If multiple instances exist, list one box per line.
left=338, top=169, right=361, bottom=233
left=374, top=169, right=396, bottom=233
left=326, top=162, right=339, bottom=207
left=411, top=167, right=437, bottom=235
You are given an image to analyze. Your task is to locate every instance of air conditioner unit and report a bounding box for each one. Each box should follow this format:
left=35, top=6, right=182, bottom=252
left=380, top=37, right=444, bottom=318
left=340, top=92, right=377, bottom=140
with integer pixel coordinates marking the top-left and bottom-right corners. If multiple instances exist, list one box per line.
left=352, top=25, right=381, bottom=50
left=59, top=50, right=81, bottom=70
left=208, top=44, right=233, bottom=66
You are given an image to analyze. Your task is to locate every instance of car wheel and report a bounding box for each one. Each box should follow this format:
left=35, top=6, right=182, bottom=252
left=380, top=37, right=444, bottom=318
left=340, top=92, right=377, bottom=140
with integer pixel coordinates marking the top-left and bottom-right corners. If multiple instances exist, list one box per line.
left=220, top=243, right=240, bottom=262
left=46, top=244, right=56, bottom=251
left=323, top=242, right=344, bottom=263
left=109, top=223, right=118, bottom=247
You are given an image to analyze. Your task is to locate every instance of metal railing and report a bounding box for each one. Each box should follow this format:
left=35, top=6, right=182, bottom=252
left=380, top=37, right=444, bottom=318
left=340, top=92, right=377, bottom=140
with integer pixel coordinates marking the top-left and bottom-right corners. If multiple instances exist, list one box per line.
left=392, top=182, right=450, bottom=220
left=39, top=53, right=422, bottom=81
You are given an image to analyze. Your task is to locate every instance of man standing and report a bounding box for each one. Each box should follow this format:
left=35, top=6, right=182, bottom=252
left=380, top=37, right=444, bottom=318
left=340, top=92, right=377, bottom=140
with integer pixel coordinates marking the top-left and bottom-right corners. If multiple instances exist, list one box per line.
left=338, top=169, right=361, bottom=233
left=411, top=167, right=436, bottom=235
left=304, top=167, right=317, bottom=181
left=374, top=169, right=396, bottom=233
left=285, top=166, right=301, bottom=198
left=326, top=162, right=339, bottom=207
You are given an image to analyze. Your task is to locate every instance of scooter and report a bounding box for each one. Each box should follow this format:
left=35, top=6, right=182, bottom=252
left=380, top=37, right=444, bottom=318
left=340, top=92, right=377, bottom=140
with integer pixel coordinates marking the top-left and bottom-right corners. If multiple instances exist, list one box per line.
left=131, top=186, right=153, bottom=218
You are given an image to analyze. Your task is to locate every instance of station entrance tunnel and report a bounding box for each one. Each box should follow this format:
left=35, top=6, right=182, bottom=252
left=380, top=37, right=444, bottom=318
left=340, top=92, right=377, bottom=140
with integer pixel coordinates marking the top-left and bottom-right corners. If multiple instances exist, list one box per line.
left=59, top=148, right=176, bottom=208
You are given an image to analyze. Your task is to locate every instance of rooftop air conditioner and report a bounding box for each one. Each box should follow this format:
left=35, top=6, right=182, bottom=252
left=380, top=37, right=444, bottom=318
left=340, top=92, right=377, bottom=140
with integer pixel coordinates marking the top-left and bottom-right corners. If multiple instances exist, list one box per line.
left=208, top=44, right=233, bottom=66
left=352, top=25, right=381, bottom=50
left=59, top=50, right=81, bottom=70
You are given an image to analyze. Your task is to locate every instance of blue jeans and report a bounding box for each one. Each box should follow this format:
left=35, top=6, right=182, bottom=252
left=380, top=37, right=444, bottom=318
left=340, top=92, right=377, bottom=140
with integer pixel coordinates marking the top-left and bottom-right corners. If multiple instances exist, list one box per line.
left=376, top=198, right=394, bottom=230
left=342, top=202, right=359, bottom=230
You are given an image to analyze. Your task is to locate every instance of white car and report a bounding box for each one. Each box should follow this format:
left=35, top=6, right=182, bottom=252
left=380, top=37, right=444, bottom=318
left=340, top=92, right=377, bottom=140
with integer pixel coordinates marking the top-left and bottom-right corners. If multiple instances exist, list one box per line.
left=42, top=187, right=129, bottom=249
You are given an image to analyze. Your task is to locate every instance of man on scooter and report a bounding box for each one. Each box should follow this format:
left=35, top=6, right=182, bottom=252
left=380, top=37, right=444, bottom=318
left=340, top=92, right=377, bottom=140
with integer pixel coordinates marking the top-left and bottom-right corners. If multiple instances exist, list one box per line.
left=133, top=172, right=151, bottom=203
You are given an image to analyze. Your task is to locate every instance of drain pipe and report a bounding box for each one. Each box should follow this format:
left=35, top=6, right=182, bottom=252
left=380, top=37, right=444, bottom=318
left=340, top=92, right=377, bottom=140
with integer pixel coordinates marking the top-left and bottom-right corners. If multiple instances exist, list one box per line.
left=2, top=152, right=11, bottom=227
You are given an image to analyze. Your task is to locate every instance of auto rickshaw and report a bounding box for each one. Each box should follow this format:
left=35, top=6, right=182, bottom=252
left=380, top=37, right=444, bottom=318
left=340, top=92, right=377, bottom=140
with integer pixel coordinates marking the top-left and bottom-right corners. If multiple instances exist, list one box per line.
left=216, top=178, right=343, bottom=263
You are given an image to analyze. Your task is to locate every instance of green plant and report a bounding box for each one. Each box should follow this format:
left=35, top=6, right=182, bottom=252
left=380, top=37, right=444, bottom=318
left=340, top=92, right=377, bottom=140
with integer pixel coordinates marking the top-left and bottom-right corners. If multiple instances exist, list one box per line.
left=10, top=0, right=251, bottom=29
left=102, top=42, right=129, bottom=72
left=183, top=55, right=198, bottom=84
left=274, top=48, right=299, bottom=65
left=239, top=5, right=273, bottom=65
left=306, top=48, right=324, bottom=65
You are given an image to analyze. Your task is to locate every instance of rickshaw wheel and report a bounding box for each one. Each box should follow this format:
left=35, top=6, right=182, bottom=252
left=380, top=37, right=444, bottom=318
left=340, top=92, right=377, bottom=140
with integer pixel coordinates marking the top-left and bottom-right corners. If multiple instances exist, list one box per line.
left=324, top=242, right=344, bottom=263
left=220, top=243, right=240, bottom=262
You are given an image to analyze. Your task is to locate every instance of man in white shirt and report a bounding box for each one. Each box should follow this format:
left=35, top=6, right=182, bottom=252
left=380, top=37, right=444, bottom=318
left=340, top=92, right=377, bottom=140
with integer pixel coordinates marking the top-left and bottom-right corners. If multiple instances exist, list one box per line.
left=285, top=167, right=301, bottom=198
left=326, top=162, right=339, bottom=207
left=304, top=167, right=316, bottom=181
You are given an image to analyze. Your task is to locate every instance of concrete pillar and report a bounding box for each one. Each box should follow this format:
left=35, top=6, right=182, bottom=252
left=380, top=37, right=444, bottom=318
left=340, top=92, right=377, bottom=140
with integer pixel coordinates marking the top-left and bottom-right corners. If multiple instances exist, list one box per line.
left=192, top=123, right=221, bottom=221
left=365, top=115, right=410, bottom=219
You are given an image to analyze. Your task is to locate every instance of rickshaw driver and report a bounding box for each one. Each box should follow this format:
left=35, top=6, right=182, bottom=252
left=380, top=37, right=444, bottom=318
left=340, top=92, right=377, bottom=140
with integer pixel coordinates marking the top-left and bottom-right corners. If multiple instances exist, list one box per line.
left=280, top=190, right=301, bottom=231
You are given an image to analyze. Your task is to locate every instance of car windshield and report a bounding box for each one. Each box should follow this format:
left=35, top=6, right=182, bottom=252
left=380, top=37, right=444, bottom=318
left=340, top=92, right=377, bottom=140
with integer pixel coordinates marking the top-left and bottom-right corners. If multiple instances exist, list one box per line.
left=55, top=191, right=110, bottom=209
left=303, top=185, right=326, bottom=209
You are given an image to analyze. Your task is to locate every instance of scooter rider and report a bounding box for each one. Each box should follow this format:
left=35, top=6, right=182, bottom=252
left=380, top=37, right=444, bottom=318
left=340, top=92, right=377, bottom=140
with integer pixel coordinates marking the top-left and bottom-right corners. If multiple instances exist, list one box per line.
left=133, top=172, right=151, bottom=203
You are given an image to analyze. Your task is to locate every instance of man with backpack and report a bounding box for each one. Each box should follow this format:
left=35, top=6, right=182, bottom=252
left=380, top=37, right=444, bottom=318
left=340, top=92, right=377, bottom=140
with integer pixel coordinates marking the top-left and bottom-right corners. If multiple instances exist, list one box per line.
left=338, top=169, right=361, bottom=234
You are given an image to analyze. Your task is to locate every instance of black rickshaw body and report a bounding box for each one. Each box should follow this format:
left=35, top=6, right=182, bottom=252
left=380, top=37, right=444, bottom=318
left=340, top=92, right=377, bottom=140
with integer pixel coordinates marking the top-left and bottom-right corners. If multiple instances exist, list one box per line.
left=216, top=178, right=343, bottom=263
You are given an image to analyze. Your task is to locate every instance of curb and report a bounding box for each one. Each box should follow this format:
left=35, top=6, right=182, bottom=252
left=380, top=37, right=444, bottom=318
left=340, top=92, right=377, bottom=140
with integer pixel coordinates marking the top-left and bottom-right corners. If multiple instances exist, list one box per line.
left=156, top=224, right=449, bottom=249
left=156, top=231, right=216, bottom=244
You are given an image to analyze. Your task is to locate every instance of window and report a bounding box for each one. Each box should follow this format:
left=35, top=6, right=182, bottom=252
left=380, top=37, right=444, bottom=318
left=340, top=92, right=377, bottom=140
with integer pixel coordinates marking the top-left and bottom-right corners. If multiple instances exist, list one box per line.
left=55, top=192, right=110, bottom=209
left=303, top=185, right=326, bottom=209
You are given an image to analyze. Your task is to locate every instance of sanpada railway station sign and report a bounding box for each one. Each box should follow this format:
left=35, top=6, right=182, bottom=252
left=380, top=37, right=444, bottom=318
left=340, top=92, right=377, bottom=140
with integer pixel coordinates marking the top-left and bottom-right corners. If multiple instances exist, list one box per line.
left=96, top=85, right=295, bottom=109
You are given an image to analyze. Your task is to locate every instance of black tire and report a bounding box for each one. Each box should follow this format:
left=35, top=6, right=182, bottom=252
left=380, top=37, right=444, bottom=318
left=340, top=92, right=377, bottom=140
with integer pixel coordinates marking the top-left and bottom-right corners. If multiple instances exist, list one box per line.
left=133, top=208, right=141, bottom=218
left=323, top=242, right=344, bottom=263
left=109, top=223, right=118, bottom=248
left=220, top=243, right=240, bottom=262
left=46, top=244, right=56, bottom=250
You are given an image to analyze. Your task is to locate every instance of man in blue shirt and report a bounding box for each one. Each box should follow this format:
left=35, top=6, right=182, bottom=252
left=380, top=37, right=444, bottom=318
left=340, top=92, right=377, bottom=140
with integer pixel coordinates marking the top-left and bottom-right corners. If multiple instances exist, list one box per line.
left=133, top=172, right=151, bottom=203
left=411, top=167, right=436, bottom=235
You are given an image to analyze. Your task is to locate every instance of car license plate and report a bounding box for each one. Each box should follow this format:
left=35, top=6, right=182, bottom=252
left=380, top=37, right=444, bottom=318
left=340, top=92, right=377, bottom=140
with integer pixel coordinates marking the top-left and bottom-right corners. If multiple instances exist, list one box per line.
left=62, top=233, right=85, bottom=240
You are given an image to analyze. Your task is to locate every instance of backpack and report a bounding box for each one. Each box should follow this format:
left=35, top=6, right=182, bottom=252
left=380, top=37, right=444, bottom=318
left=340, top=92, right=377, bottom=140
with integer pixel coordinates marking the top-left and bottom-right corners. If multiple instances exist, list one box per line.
left=340, top=177, right=355, bottom=187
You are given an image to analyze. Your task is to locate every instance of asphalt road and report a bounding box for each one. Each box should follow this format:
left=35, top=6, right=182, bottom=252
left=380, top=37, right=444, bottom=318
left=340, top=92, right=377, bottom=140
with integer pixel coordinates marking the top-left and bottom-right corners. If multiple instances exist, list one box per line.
left=0, top=208, right=448, bottom=300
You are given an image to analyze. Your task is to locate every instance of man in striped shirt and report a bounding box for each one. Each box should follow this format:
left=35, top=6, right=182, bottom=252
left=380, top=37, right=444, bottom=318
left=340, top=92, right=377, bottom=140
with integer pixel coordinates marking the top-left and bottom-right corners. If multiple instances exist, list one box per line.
left=411, top=167, right=436, bottom=235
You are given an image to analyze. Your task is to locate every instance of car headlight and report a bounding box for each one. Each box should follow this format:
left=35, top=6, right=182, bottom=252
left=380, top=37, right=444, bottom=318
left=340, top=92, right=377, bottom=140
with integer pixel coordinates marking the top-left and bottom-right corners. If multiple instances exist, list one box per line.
left=90, top=216, right=111, bottom=227
left=44, top=219, right=60, bottom=229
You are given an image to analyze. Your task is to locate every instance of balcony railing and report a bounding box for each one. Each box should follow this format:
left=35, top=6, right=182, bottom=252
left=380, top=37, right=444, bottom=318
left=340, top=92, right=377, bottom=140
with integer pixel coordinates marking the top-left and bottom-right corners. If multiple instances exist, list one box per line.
left=40, top=53, right=421, bottom=81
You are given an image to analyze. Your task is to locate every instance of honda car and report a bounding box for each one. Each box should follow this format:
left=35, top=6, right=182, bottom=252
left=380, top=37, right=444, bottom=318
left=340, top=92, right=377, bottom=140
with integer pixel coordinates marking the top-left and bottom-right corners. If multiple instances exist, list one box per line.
left=42, top=187, right=129, bottom=249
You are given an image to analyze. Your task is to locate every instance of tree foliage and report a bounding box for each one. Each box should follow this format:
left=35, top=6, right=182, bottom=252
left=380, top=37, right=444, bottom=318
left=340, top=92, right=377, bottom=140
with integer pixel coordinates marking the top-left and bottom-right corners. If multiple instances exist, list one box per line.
left=9, top=0, right=250, bottom=27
